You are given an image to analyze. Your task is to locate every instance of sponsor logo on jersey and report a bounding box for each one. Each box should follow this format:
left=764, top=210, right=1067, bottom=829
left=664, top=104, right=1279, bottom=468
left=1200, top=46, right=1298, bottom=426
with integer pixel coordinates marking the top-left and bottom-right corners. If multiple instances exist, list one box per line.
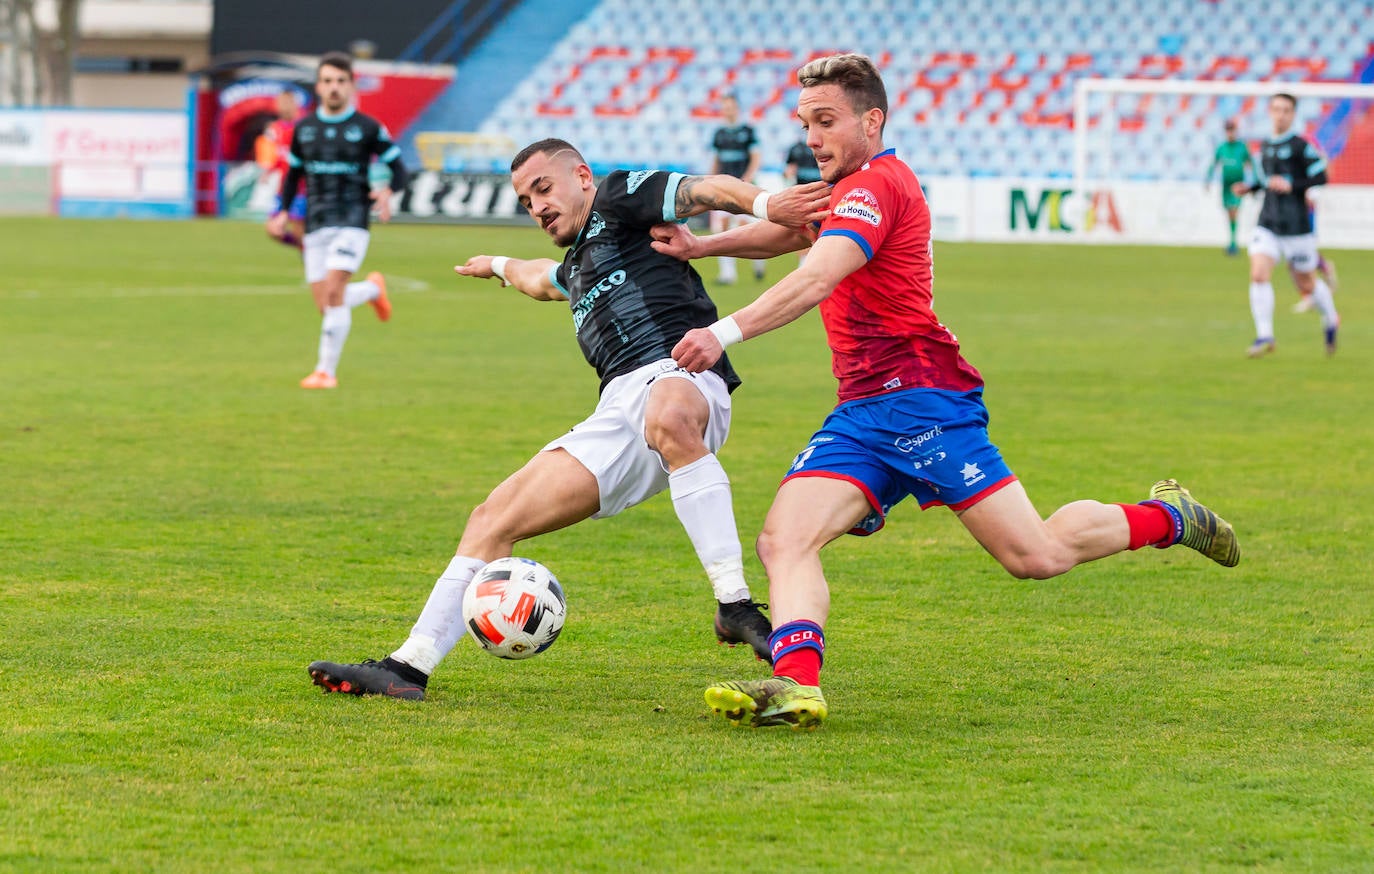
left=344, top=125, right=363, bottom=142
left=834, top=188, right=882, bottom=227
left=570, top=268, right=626, bottom=332
left=305, top=160, right=362, bottom=175
left=624, top=170, right=654, bottom=194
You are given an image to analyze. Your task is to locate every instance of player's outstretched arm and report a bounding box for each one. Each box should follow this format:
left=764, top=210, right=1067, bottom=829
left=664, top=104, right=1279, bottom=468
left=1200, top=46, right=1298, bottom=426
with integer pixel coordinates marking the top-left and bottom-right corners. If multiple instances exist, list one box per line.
left=672, top=233, right=867, bottom=372
left=455, top=255, right=566, bottom=301
left=672, top=175, right=830, bottom=228
left=651, top=220, right=813, bottom=261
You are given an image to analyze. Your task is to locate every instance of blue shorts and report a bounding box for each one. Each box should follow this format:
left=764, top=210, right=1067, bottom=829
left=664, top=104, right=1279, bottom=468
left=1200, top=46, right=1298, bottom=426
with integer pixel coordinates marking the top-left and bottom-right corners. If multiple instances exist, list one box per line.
left=287, top=192, right=307, bottom=222
left=781, top=388, right=1017, bottom=535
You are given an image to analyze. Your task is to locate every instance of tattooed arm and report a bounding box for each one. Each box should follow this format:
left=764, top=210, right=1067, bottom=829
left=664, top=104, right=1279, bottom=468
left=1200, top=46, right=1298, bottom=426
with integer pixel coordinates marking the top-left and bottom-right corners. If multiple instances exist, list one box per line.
left=671, top=174, right=830, bottom=228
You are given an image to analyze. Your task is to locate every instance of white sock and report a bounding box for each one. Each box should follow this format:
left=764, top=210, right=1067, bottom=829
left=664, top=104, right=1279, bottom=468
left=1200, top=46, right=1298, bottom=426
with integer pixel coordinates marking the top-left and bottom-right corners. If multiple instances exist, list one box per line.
left=752, top=259, right=766, bottom=277
left=669, top=454, right=750, bottom=603
left=390, top=554, right=487, bottom=675
left=717, top=256, right=737, bottom=282
left=344, top=279, right=379, bottom=308
left=1248, top=281, right=1274, bottom=340
left=315, top=305, right=352, bottom=376
left=1310, top=278, right=1339, bottom=329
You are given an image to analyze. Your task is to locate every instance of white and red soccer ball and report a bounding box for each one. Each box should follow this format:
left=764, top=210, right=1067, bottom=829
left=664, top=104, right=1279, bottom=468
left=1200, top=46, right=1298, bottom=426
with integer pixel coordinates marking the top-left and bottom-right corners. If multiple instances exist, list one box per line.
left=462, top=557, right=566, bottom=659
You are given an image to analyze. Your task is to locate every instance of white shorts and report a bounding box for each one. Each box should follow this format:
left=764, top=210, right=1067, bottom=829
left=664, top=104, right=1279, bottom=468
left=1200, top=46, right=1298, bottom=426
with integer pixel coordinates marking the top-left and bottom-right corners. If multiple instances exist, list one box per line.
left=303, top=226, right=371, bottom=283
left=1249, top=227, right=1319, bottom=273
left=543, top=358, right=733, bottom=519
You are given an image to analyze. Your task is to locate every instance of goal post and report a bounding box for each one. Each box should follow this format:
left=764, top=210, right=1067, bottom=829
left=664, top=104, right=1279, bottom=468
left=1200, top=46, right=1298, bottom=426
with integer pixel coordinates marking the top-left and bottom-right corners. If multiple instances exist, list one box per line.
left=1071, top=78, right=1374, bottom=248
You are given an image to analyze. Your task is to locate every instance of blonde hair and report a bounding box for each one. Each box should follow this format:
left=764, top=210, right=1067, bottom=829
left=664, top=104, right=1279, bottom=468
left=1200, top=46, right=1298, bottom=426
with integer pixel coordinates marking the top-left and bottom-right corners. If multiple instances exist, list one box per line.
left=797, top=53, right=888, bottom=131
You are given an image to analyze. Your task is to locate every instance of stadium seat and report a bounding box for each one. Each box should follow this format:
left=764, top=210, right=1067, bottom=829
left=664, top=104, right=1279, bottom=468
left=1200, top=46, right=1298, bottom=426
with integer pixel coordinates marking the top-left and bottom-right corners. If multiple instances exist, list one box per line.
left=450, top=0, right=1370, bottom=183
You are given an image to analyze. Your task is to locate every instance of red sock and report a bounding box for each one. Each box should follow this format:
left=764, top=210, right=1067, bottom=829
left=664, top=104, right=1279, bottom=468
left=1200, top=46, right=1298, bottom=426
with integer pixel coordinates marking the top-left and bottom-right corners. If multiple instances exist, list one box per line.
left=774, top=648, right=822, bottom=687
left=1117, top=502, right=1174, bottom=550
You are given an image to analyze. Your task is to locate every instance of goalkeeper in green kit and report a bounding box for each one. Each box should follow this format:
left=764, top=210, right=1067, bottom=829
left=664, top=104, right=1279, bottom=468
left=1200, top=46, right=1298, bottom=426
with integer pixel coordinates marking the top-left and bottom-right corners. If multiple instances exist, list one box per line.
left=1205, top=118, right=1254, bottom=256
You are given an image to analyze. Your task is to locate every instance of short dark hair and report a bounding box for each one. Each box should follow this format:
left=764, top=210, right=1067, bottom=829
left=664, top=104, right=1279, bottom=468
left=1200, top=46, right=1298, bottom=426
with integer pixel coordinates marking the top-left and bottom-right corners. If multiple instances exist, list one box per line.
left=317, top=52, right=354, bottom=79
left=511, top=138, right=585, bottom=173
left=1272, top=92, right=1297, bottom=108
left=797, top=53, right=888, bottom=132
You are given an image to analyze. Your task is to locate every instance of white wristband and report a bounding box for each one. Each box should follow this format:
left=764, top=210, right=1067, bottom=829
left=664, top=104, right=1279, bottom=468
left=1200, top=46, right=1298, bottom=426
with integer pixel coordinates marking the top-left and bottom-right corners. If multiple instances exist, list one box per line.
left=707, top=316, right=744, bottom=349
left=490, top=256, right=510, bottom=285
left=751, top=191, right=770, bottom=221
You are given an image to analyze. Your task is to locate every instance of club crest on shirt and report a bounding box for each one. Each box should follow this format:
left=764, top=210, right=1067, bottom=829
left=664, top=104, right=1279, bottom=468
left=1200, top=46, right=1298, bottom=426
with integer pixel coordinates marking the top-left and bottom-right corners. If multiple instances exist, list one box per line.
left=585, top=212, right=606, bottom=239
left=834, top=188, right=882, bottom=227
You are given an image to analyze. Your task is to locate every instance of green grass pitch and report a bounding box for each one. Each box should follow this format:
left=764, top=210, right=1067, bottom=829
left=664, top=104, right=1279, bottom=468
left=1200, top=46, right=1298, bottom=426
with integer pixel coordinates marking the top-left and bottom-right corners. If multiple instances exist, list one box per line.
left=2, top=216, right=1371, bottom=872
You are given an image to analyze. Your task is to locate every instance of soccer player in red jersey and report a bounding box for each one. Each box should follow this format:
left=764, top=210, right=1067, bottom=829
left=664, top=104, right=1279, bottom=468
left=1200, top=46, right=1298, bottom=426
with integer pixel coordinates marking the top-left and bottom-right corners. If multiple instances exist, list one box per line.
left=660, top=54, right=1241, bottom=729
left=257, top=90, right=307, bottom=250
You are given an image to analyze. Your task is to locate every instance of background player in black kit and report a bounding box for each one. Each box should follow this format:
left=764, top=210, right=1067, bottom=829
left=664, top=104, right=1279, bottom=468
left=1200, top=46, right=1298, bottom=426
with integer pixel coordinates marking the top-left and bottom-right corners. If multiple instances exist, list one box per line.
left=1231, top=92, right=1338, bottom=357
left=307, top=139, right=830, bottom=699
left=784, top=138, right=823, bottom=265
left=709, top=93, right=767, bottom=284
left=784, top=139, right=822, bottom=186
left=268, top=52, right=411, bottom=389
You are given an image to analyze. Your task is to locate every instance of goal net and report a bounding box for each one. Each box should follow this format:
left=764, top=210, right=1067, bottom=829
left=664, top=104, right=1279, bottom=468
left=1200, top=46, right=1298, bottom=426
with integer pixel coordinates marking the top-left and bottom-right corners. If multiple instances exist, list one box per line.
left=1071, top=78, right=1374, bottom=248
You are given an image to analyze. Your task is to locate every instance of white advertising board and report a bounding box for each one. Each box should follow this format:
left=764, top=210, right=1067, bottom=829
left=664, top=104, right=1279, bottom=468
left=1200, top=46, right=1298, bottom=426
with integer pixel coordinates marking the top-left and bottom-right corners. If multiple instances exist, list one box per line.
left=0, top=111, right=47, bottom=166
left=921, top=176, right=1369, bottom=250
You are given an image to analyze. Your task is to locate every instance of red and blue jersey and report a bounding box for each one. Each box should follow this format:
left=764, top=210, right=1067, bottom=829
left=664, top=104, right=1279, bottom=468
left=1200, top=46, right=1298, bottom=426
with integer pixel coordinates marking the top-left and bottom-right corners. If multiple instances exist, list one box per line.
left=267, top=119, right=296, bottom=174
left=817, top=149, right=983, bottom=404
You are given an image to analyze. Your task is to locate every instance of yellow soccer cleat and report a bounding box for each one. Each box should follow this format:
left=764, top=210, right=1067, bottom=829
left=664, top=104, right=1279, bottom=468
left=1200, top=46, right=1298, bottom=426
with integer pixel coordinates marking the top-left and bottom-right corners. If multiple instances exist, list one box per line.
left=1148, top=479, right=1240, bottom=567
left=705, top=676, right=827, bottom=730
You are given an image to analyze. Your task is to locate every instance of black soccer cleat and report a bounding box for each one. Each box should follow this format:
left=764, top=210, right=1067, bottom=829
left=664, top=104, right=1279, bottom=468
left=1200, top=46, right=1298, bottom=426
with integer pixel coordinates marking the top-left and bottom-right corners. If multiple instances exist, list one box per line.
left=714, top=599, right=774, bottom=663
left=307, top=658, right=427, bottom=701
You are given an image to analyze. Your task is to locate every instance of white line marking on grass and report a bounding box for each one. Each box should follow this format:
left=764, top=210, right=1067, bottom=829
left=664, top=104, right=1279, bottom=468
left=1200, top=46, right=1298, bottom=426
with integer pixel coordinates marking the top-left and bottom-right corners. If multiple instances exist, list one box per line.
left=0, top=276, right=433, bottom=300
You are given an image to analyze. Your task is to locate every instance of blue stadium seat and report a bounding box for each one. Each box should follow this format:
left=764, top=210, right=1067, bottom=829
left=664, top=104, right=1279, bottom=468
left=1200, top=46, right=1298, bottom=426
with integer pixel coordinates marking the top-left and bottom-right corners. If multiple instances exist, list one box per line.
left=447, top=0, right=1368, bottom=184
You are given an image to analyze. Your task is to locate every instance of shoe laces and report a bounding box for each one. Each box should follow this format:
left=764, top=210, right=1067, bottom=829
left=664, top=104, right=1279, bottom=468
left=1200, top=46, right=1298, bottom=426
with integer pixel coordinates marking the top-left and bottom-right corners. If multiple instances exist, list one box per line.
left=724, top=599, right=769, bottom=611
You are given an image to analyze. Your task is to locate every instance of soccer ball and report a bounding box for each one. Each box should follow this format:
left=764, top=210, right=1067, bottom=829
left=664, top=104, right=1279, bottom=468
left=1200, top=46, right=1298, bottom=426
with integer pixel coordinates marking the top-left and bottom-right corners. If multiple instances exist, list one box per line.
left=462, top=557, right=566, bottom=659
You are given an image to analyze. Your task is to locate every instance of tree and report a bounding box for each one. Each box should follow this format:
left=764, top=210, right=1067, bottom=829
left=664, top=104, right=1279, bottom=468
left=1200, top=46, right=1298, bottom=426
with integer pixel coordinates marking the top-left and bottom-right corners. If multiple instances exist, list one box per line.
left=0, top=0, right=82, bottom=106
left=48, top=0, right=79, bottom=105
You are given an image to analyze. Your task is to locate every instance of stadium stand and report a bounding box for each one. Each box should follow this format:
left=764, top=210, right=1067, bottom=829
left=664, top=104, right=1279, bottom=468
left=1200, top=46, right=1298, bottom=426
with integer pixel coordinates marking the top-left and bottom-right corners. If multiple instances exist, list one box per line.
left=406, top=0, right=1374, bottom=181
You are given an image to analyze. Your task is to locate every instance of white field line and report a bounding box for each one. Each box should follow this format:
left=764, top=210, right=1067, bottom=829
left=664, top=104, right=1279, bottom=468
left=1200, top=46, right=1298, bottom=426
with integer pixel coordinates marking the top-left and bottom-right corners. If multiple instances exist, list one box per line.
left=1, top=275, right=433, bottom=300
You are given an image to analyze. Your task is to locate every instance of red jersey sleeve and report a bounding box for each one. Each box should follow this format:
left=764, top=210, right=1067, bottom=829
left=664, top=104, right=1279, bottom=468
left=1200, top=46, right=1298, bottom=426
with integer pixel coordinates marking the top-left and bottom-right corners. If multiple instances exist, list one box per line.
left=817, top=169, right=895, bottom=260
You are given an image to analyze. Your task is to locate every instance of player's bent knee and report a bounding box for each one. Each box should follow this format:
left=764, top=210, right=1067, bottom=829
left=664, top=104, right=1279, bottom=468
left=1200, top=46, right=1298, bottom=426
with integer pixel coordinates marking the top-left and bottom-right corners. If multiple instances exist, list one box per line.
left=645, top=417, right=707, bottom=466
left=754, top=529, right=779, bottom=567
left=755, top=526, right=807, bottom=569
left=462, top=500, right=511, bottom=548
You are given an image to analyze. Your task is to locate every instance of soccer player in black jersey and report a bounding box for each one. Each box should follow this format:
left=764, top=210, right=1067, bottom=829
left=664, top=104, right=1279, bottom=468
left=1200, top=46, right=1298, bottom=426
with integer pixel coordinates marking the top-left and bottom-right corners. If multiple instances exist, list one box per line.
left=307, top=139, right=830, bottom=699
left=709, top=93, right=767, bottom=284
left=784, top=138, right=822, bottom=265
left=785, top=139, right=822, bottom=185
left=1232, top=93, right=1338, bottom=357
left=268, top=52, right=411, bottom=388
